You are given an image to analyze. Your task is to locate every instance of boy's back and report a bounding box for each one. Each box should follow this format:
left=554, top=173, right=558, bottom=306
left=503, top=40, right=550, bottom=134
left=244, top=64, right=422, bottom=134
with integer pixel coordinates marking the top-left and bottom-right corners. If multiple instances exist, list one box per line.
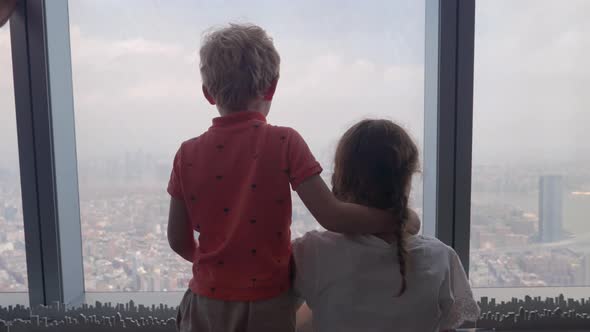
left=168, top=111, right=321, bottom=301
left=168, top=23, right=404, bottom=332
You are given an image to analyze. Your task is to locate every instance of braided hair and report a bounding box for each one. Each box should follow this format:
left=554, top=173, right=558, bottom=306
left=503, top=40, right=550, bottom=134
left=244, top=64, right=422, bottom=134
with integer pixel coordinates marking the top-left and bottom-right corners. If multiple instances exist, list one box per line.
left=332, top=119, right=419, bottom=296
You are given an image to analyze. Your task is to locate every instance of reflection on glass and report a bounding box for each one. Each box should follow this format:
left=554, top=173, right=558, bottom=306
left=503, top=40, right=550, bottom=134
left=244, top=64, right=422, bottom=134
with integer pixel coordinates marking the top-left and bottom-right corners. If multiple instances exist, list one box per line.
left=470, top=0, right=590, bottom=289
left=0, top=26, right=28, bottom=292
left=69, top=0, right=424, bottom=291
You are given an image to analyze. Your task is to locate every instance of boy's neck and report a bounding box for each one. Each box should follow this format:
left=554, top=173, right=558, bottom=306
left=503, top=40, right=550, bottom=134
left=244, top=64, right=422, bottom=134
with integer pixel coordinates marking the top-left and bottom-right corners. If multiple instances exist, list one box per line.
left=217, top=99, right=270, bottom=117
left=218, top=109, right=266, bottom=117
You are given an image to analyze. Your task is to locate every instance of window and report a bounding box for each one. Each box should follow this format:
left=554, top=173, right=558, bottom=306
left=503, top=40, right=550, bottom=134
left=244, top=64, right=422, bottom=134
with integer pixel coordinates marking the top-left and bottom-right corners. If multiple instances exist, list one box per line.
left=69, top=0, right=424, bottom=292
left=470, top=0, right=590, bottom=288
left=0, top=25, right=28, bottom=292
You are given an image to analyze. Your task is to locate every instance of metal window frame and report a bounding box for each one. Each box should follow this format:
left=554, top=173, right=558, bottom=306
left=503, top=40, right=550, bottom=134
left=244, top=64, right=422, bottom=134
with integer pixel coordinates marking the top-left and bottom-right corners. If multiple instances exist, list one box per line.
left=8, top=0, right=476, bottom=305
left=423, top=0, right=475, bottom=272
left=10, top=0, right=84, bottom=307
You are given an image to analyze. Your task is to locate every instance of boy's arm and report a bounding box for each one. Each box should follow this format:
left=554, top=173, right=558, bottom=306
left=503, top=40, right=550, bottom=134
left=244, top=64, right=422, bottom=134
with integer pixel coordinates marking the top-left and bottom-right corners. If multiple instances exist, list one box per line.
left=167, top=197, right=197, bottom=262
left=287, top=128, right=416, bottom=234
left=296, top=175, right=396, bottom=233
left=375, top=209, right=421, bottom=239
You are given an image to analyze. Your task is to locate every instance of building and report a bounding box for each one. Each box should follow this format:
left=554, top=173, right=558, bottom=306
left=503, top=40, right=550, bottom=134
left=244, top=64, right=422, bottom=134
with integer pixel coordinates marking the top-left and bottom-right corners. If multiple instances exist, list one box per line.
left=538, top=175, right=563, bottom=243
left=2, top=205, right=17, bottom=223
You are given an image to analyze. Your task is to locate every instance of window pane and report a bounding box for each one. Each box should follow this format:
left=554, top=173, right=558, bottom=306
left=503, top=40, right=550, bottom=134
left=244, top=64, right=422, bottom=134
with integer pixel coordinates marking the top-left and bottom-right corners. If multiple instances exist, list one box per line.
left=69, top=0, right=424, bottom=292
left=471, top=0, right=590, bottom=288
left=0, top=26, right=28, bottom=292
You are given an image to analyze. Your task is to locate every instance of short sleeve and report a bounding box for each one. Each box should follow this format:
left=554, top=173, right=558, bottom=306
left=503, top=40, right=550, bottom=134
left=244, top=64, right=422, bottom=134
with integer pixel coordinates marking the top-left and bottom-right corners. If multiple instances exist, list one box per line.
left=291, top=233, right=318, bottom=306
left=286, top=129, right=322, bottom=190
left=439, top=249, right=480, bottom=330
left=167, top=147, right=184, bottom=199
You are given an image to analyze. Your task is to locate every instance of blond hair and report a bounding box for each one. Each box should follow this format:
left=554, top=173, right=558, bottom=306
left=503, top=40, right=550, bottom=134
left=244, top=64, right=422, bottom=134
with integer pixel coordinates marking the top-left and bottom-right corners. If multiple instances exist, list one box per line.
left=199, top=24, right=281, bottom=111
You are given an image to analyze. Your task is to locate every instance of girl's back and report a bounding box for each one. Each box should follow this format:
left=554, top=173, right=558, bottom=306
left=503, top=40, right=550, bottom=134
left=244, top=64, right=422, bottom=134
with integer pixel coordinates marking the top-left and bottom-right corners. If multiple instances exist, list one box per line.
left=293, top=231, right=480, bottom=332
left=292, top=119, right=479, bottom=331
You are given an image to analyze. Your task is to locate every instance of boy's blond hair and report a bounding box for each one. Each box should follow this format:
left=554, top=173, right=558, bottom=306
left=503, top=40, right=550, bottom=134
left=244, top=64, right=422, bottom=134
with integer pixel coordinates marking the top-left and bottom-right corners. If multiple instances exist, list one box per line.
left=200, top=24, right=281, bottom=111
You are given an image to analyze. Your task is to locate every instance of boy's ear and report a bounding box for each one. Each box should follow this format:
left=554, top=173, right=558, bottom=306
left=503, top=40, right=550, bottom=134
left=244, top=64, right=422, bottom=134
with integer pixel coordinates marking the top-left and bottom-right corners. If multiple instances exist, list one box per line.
left=202, top=85, right=216, bottom=105
left=263, top=78, right=279, bottom=101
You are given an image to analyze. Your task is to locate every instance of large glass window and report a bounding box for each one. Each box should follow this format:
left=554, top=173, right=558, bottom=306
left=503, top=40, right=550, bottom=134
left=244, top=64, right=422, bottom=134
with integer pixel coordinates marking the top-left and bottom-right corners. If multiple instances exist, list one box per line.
left=470, top=0, right=590, bottom=288
left=69, top=0, right=424, bottom=292
left=0, top=26, right=28, bottom=292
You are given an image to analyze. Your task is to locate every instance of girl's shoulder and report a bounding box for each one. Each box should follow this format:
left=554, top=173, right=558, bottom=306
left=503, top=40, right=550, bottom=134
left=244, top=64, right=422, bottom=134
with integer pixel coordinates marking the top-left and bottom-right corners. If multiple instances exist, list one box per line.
left=292, top=232, right=460, bottom=268
left=292, top=230, right=369, bottom=264
left=294, top=232, right=455, bottom=254
left=408, top=235, right=451, bottom=251
left=407, top=235, right=460, bottom=266
left=292, top=230, right=347, bottom=251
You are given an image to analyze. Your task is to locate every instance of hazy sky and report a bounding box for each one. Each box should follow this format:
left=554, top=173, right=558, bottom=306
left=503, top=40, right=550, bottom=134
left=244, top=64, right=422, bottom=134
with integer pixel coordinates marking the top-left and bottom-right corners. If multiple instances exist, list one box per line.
left=1, top=0, right=589, bottom=174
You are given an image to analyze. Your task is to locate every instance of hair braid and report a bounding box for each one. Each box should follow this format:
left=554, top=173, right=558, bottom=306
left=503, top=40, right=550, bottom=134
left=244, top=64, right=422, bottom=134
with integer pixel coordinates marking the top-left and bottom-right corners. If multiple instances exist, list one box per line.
left=394, top=196, right=409, bottom=297
left=331, top=119, right=419, bottom=298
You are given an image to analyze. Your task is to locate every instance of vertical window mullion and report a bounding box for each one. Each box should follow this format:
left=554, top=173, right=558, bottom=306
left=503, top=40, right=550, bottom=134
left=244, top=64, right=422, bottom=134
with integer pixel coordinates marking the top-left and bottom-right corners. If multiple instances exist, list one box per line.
left=10, top=0, right=84, bottom=306
left=423, top=0, right=475, bottom=272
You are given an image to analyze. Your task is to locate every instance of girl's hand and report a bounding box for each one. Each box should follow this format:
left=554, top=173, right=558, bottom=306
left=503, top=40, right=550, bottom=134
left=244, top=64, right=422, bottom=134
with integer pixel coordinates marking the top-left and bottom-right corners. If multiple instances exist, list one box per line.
left=405, top=209, right=421, bottom=235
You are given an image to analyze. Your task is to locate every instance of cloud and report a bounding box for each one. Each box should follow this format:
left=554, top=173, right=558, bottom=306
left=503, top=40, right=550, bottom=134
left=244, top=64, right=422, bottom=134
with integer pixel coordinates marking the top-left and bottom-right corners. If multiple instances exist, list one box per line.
left=126, top=78, right=198, bottom=101
left=475, top=0, right=590, bottom=77
left=2, top=0, right=590, bottom=168
left=471, top=0, right=590, bottom=164
left=64, top=23, right=426, bottom=162
left=70, top=25, right=184, bottom=62
left=69, top=25, right=200, bottom=113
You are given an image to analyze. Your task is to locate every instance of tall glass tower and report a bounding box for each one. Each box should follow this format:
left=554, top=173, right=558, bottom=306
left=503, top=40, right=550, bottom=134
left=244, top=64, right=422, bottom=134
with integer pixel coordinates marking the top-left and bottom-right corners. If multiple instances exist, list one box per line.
left=539, top=175, right=563, bottom=243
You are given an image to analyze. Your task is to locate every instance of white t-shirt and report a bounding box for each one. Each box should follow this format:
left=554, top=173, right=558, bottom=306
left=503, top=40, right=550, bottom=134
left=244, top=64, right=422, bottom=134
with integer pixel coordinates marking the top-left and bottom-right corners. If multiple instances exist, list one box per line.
left=292, top=232, right=480, bottom=332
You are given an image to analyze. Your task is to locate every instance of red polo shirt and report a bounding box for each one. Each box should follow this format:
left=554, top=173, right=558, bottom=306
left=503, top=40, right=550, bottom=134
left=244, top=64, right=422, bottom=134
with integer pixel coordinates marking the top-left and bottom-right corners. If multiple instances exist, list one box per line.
left=168, top=111, right=322, bottom=301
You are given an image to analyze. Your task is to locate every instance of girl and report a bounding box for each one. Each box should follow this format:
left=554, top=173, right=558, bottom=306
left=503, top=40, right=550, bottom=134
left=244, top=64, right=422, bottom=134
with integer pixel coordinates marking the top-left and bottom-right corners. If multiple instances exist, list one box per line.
left=292, top=119, right=480, bottom=332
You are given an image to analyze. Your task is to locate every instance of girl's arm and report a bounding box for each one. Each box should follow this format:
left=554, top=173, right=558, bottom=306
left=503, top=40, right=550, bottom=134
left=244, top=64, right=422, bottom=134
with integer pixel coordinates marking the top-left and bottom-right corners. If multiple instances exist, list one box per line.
left=439, top=249, right=481, bottom=331
left=296, top=303, right=313, bottom=332
left=292, top=233, right=317, bottom=332
left=167, top=197, right=197, bottom=262
left=296, top=175, right=397, bottom=233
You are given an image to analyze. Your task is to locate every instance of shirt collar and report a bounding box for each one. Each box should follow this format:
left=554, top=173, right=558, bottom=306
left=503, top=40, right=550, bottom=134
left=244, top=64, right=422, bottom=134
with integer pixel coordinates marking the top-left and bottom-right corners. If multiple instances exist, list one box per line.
left=211, top=111, right=267, bottom=128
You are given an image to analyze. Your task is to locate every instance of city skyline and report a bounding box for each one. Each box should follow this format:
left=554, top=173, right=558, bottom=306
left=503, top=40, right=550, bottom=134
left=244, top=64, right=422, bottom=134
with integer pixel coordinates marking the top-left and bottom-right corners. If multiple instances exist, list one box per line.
left=3, top=156, right=590, bottom=292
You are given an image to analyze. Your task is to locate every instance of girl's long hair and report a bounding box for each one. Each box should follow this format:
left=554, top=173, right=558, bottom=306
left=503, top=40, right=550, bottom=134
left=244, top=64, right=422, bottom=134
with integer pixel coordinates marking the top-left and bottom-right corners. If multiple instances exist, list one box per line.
left=332, top=119, right=419, bottom=296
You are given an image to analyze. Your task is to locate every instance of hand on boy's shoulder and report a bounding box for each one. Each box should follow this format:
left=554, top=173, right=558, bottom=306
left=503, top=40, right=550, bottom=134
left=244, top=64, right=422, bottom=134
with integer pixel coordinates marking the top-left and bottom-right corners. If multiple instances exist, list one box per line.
left=405, top=208, right=421, bottom=235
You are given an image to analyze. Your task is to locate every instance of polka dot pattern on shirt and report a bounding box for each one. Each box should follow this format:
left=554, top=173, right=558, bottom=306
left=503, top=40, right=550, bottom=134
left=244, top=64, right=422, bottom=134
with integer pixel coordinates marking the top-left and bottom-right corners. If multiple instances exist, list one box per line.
left=200, top=132, right=291, bottom=293
left=192, top=132, right=292, bottom=289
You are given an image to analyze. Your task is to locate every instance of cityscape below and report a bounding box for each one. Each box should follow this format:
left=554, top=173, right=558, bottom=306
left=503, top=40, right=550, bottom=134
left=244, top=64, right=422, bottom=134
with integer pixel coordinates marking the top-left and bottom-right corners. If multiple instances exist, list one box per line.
left=1, top=152, right=590, bottom=292
left=4, top=293, right=590, bottom=331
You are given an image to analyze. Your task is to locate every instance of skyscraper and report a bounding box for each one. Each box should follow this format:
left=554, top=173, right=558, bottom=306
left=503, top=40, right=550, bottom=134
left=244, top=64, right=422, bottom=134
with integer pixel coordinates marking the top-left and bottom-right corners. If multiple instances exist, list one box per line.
left=538, top=175, right=563, bottom=243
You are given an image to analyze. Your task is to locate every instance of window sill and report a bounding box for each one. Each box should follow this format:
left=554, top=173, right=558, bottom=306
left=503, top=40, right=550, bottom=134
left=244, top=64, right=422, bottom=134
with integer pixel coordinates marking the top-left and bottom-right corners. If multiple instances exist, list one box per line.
left=83, top=291, right=184, bottom=307
left=473, top=286, right=590, bottom=301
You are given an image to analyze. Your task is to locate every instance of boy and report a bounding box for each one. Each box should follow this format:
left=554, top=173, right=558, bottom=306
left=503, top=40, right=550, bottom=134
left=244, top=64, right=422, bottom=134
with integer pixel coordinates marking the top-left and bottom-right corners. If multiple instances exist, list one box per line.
left=167, top=23, right=419, bottom=332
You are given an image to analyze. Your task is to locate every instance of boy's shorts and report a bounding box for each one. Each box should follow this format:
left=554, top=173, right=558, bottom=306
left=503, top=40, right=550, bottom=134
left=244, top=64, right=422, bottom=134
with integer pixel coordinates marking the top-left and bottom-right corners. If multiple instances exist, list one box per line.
left=176, top=289, right=296, bottom=332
